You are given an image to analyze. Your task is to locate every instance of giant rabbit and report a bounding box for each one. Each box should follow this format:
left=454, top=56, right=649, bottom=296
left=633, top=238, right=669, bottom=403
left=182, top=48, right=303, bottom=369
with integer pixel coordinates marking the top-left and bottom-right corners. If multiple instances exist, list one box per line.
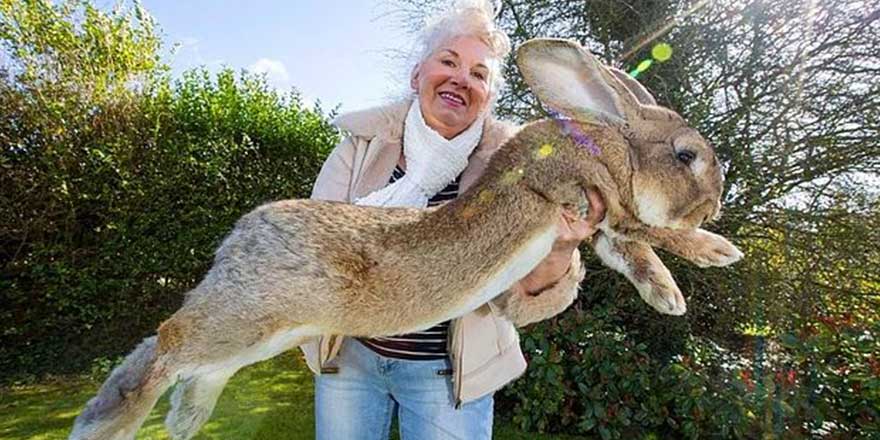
left=70, top=38, right=742, bottom=440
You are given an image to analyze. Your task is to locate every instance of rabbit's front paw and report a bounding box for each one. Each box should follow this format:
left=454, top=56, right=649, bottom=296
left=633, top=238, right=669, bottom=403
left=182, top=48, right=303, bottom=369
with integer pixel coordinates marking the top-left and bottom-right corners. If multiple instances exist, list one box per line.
left=637, top=269, right=687, bottom=316
left=594, top=234, right=686, bottom=315
left=690, top=230, right=744, bottom=268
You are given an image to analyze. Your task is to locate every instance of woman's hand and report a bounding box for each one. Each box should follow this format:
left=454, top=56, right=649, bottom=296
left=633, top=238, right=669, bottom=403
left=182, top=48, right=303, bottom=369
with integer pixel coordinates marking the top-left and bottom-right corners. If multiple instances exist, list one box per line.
left=518, top=188, right=606, bottom=295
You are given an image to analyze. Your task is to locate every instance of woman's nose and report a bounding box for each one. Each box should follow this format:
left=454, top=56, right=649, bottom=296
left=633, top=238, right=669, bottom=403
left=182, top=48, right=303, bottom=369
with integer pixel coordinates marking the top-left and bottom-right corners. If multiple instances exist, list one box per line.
left=450, top=68, right=470, bottom=89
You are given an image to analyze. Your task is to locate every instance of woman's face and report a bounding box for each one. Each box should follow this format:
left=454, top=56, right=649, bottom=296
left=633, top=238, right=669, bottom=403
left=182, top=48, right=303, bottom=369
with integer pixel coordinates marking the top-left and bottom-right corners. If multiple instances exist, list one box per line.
left=412, top=35, right=493, bottom=139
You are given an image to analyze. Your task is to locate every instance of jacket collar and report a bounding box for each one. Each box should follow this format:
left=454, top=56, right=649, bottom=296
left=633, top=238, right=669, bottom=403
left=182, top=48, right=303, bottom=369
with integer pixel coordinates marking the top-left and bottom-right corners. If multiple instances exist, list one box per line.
left=333, top=98, right=519, bottom=195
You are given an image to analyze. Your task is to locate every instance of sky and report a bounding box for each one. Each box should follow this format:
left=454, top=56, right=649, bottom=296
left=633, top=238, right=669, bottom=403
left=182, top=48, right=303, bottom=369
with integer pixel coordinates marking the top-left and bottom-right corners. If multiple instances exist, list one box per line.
left=137, top=0, right=418, bottom=113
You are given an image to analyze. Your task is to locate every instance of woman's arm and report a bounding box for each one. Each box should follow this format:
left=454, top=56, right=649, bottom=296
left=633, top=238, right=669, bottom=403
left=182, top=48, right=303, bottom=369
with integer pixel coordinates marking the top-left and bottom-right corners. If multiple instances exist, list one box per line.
left=491, top=249, right=586, bottom=327
left=492, top=189, right=606, bottom=327
left=519, top=189, right=604, bottom=294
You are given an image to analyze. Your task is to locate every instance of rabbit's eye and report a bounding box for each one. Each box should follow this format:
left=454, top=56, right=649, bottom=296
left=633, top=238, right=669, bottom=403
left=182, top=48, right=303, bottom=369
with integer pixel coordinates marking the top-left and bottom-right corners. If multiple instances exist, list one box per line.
left=677, top=150, right=696, bottom=165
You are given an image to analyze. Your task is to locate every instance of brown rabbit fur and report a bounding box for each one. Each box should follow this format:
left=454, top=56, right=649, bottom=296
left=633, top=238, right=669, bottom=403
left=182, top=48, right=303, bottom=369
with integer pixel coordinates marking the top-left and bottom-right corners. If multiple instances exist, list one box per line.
left=69, top=38, right=742, bottom=440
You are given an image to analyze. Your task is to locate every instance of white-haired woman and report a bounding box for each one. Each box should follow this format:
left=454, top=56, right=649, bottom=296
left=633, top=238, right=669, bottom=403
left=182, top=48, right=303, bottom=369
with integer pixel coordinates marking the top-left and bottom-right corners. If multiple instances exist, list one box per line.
left=302, top=2, right=605, bottom=438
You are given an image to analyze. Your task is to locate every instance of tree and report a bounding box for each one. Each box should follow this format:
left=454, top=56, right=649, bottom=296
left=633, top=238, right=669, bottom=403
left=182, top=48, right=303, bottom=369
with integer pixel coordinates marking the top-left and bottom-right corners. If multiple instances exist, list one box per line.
left=393, top=0, right=879, bottom=435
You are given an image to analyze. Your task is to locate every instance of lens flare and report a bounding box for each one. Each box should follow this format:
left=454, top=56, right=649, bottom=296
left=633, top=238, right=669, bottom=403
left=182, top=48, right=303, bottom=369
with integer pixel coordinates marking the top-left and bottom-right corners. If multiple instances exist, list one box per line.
left=500, top=168, right=525, bottom=185
left=629, top=43, right=673, bottom=78
left=536, top=143, right=554, bottom=159
left=546, top=109, right=601, bottom=156
left=478, top=189, right=495, bottom=204
left=652, top=43, right=673, bottom=62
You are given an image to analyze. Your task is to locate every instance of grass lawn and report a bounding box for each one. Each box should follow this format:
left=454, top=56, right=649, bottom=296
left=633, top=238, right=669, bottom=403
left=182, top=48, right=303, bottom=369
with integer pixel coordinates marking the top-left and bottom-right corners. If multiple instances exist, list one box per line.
left=0, top=352, right=581, bottom=439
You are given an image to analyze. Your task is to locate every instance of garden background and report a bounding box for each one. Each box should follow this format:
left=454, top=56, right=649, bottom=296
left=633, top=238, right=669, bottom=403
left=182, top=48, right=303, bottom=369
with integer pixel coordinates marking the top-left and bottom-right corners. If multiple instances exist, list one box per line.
left=1, top=0, right=878, bottom=438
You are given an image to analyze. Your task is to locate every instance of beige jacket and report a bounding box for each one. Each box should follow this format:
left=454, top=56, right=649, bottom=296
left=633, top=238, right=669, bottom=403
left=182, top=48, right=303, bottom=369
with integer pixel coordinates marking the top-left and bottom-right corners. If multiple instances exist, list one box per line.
left=300, top=99, right=585, bottom=405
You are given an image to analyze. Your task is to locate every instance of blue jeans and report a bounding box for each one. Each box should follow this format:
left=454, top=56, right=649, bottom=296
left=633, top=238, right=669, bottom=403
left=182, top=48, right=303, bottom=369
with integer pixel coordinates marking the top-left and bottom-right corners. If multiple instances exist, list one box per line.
left=315, top=338, right=494, bottom=440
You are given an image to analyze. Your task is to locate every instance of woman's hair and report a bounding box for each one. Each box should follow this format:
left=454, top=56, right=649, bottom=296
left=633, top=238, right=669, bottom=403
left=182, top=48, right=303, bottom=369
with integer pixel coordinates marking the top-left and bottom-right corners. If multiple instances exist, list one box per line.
left=414, top=0, right=511, bottom=98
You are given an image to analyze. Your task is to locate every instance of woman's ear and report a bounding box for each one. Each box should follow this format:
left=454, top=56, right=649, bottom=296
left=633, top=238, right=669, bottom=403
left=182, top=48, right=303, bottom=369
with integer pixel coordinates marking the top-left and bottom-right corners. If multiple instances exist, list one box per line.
left=410, top=64, right=421, bottom=92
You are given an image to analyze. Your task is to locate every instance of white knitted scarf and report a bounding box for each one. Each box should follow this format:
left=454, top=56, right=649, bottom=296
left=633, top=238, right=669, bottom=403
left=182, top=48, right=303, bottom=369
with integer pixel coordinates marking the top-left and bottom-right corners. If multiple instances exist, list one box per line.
left=355, top=99, right=485, bottom=208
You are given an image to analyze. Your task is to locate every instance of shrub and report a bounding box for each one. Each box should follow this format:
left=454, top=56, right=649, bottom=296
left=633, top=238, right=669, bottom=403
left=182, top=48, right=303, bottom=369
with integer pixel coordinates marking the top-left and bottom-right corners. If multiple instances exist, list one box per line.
left=0, top=0, right=339, bottom=382
left=498, top=267, right=880, bottom=438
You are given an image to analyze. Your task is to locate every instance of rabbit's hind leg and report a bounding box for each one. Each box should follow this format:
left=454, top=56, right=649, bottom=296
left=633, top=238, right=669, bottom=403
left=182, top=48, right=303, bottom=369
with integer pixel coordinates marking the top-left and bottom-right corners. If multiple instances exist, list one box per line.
left=164, top=323, right=318, bottom=440
left=165, top=367, right=236, bottom=440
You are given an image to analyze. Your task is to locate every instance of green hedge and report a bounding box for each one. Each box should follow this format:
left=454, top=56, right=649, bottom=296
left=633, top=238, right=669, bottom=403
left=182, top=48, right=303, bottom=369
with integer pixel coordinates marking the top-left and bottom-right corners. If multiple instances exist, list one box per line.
left=0, top=68, right=338, bottom=381
left=498, top=266, right=880, bottom=438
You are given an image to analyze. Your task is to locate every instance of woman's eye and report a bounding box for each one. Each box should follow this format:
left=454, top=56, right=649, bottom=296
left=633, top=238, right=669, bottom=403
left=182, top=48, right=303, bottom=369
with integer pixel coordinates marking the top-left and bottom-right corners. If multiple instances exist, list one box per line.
left=441, top=59, right=456, bottom=67
left=472, top=71, right=486, bottom=81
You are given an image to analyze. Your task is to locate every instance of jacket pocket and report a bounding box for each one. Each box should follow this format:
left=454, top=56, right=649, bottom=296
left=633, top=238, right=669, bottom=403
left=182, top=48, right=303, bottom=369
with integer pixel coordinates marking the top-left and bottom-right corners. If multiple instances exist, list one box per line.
left=458, top=305, right=504, bottom=374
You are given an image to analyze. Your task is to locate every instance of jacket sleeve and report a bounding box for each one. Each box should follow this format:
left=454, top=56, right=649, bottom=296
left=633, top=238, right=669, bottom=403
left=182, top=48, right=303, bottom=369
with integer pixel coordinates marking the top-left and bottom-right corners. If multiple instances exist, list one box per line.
left=310, top=136, right=357, bottom=202
left=491, top=249, right=586, bottom=327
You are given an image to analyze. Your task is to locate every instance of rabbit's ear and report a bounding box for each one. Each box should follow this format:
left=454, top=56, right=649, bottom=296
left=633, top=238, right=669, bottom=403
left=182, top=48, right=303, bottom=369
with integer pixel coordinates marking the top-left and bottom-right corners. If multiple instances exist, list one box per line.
left=516, top=38, right=641, bottom=125
left=606, top=66, right=657, bottom=106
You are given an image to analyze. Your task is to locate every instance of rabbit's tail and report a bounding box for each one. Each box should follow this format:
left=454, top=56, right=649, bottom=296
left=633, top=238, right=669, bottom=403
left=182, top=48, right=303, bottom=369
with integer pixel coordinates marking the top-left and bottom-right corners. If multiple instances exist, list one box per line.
left=69, top=336, right=176, bottom=440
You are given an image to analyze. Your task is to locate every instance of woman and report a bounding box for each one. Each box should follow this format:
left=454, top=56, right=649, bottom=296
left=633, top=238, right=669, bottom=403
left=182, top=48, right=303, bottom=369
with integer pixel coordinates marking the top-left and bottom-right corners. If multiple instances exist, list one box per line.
left=302, top=2, right=605, bottom=439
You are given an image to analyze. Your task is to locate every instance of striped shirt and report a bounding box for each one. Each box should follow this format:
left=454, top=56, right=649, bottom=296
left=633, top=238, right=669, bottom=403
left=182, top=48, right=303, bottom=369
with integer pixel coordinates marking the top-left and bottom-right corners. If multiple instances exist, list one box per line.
left=358, top=164, right=459, bottom=360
